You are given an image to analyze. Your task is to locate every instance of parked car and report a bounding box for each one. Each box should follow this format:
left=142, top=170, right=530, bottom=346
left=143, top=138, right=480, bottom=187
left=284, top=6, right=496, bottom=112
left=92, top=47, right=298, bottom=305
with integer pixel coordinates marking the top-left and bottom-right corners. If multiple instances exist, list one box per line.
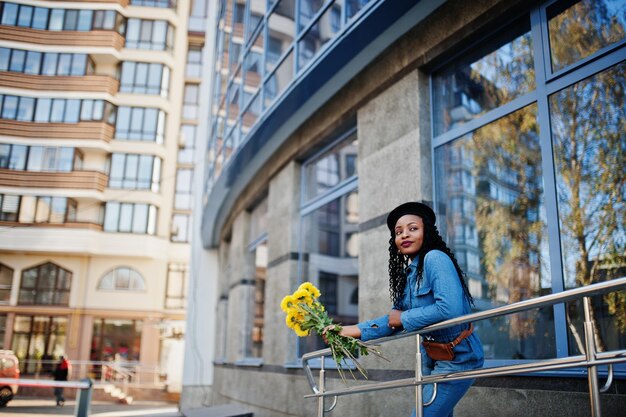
left=0, top=350, right=19, bottom=407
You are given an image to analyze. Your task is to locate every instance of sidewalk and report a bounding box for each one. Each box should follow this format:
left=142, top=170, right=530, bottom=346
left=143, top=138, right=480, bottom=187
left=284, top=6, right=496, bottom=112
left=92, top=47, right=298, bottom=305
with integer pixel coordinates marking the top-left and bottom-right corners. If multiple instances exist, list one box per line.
left=2, top=398, right=183, bottom=417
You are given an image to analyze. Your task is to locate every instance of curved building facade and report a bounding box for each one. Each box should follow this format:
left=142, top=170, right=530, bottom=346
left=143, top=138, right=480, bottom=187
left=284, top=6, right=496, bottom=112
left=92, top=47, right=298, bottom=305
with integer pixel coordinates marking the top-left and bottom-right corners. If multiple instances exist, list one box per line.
left=190, top=0, right=626, bottom=415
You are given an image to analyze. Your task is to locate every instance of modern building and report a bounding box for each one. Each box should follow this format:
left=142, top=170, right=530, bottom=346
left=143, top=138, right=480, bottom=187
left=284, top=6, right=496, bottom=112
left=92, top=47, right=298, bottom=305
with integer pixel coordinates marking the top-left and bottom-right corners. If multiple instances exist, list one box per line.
left=183, top=0, right=626, bottom=415
left=0, top=0, right=208, bottom=393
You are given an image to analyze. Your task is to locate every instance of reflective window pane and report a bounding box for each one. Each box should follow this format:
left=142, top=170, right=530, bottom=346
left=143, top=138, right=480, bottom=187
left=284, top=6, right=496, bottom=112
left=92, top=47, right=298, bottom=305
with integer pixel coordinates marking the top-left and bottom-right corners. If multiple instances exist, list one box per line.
left=550, top=62, right=626, bottom=353
left=264, top=51, right=293, bottom=107
left=304, top=132, right=358, bottom=201
left=298, top=2, right=343, bottom=70
left=299, top=191, right=359, bottom=354
left=547, top=0, right=626, bottom=72
left=435, top=104, right=554, bottom=360
left=266, top=0, right=295, bottom=72
left=432, top=19, right=534, bottom=135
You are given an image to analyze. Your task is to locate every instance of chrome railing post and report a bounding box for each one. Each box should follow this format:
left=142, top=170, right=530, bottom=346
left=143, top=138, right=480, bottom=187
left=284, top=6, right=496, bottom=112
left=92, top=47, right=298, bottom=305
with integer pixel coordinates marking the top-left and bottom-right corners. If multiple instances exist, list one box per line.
left=74, top=378, right=93, bottom=417
left=317, top=359, right=326, bottom=417
left=415, top=333, right=423, bottom=417
left=583, top=296, right=602, bottom=417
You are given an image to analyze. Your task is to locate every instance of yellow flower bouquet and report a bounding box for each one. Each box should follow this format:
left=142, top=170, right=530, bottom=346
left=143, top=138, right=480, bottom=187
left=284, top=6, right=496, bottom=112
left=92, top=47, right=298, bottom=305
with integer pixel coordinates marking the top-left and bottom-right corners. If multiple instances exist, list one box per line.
left=280, top=282, right=387, bottom=381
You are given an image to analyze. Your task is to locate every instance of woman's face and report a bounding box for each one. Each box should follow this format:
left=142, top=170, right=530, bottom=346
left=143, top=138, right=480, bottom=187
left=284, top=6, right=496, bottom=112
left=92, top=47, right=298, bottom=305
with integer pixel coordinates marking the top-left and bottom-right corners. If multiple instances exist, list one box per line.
left=394, top=214, right=424, bottom=260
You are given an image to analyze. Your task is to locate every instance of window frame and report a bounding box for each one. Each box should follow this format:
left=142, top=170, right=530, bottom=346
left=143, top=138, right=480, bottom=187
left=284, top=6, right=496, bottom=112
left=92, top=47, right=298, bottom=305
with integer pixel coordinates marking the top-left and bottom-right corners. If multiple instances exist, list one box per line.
left=429, top=0, right=626, bottom=370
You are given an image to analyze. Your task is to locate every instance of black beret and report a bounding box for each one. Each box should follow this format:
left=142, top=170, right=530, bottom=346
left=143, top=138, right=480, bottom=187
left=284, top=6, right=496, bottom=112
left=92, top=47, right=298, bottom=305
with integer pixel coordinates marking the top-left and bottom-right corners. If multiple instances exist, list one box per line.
left=386, top=201, right=436, bottom=231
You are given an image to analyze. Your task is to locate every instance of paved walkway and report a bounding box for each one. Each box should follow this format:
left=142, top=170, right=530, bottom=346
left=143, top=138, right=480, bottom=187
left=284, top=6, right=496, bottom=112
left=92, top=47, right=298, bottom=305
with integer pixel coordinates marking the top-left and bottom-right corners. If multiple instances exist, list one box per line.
left=2, top=398, right=182, bottom=417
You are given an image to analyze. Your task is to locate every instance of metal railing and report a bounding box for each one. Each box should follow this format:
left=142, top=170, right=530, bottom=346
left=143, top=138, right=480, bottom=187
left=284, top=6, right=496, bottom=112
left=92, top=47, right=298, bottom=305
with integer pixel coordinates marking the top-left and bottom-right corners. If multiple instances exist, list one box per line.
left=0, top=377, right=92, bottom=417
left=302, top=277, right=626, bottom=417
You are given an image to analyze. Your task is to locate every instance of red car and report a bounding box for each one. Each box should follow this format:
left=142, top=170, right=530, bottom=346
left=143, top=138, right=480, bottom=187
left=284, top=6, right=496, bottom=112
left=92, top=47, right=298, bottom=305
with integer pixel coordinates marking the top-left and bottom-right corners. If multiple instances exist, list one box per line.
left=0, top=350, right=19, bottom=407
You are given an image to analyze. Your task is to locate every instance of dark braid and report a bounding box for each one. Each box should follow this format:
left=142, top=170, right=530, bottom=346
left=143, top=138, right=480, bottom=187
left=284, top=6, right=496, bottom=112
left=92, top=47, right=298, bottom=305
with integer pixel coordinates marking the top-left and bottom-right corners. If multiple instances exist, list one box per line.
left=388, top=236, right=409, bottom=307
left=388, top=222, right=474, bottom=306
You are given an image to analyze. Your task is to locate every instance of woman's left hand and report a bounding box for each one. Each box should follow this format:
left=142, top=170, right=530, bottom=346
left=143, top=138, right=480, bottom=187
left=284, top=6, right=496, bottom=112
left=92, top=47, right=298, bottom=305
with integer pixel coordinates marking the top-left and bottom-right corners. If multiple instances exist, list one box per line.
left=388, top=309, right=403, bottom=329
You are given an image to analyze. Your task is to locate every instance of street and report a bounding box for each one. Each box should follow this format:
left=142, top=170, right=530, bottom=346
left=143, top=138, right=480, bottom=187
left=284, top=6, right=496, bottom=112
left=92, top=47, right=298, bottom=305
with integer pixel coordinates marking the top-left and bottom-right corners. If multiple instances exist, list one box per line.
left=1, top=398, right=182, bottom=417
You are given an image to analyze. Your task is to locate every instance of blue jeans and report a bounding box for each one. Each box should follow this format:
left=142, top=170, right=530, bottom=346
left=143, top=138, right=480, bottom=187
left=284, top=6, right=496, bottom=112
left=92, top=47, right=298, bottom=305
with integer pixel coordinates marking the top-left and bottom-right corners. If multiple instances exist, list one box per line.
left=410, top=379, right=474, bottom=417
left=410, top=332, right=483, bottom=417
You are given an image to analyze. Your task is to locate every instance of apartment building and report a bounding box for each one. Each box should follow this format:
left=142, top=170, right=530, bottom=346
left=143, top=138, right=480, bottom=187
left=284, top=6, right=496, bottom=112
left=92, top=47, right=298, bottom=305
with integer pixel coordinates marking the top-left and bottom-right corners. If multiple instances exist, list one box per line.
left=0, top=0, right=207, bottom=392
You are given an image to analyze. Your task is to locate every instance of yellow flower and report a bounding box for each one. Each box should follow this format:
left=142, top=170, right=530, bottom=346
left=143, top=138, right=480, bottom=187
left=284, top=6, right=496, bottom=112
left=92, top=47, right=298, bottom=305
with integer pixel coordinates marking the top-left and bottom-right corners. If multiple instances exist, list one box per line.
left=298, top=282, right=321, bottom=298
left=294, top=324, right=310, bottom=337
left=293, top=289, right=313, bottom=305
left=285, top=313, right=298, bottom=329
left=280, top=295, right=295, bottom=312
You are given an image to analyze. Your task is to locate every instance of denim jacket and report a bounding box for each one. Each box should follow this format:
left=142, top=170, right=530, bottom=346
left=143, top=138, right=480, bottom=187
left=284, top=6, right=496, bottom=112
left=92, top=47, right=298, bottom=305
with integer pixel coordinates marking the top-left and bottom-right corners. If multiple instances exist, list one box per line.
left=357, top=250, right=474, bottom=343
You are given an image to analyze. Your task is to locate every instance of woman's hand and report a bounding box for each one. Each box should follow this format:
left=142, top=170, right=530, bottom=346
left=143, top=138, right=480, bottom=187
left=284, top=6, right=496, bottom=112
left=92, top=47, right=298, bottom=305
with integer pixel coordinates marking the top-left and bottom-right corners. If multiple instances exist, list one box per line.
left=321, top=325, right=337, bottom=344
left=388, top=309, right=403, bottom=330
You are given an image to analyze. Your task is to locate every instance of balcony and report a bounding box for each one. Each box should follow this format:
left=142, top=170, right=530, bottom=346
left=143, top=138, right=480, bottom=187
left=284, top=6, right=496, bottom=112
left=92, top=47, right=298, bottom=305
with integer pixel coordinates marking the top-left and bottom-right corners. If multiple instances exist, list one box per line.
left=0, top=225, right=169, bottom=258
left=47, top=0, right=130, bottom=5
left=0, top=220, right=103, bottom=231
left=0, top=26, right=124, bottom=50
left=0, top=169, right=108, bottom=192
left=0, top=72, right=119, bottom=95
left=0, top=120, right=114, bottom=142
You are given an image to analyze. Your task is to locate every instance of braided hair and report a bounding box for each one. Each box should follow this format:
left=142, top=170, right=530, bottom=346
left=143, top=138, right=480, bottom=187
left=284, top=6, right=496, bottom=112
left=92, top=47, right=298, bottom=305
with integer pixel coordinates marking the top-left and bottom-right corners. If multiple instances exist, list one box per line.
left=388, top=222, right=474, bottom=307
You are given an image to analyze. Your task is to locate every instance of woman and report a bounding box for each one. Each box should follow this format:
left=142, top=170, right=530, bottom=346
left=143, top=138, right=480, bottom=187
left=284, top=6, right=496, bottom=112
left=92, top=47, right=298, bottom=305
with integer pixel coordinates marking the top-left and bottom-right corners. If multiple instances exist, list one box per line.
left=327, top=201, right=484, bottom=417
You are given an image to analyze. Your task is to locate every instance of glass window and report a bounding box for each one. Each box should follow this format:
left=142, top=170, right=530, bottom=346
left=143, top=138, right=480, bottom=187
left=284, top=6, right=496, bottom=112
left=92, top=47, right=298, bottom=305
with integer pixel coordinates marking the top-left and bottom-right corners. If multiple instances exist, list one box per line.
left=91, top=318, right=142, bottom=362
left=57, top=53, right=72, bottom=75
left=63, top=9, right=78, bottom=30
left=34, top=98, right=51, bottom=122
left=266, top=0, right=295, bottom=73
left=8, top=145, right=27, bottom=170
left=550, top=61, right=625, bottom=354
left=120, top=62, right=169, bottom=95
left=264, top=51, right=293, bottom=108
left=171, top=213, right=190, bottom=242
left=186, top=46, right=203, bottom=78
left=0, top=263, right=12, bottom=303
left=9, top=49, right=25, bottom=72
left=298, top=2, right=342, bottom=70
left=70, top=54, right=87, bottom=76
left=1, top=3, right=18, bottom=26
left=300, top=191, right=359, bottom=354
left=183, top=84, right=199, bottom=119
left=304, top=132, right=358, bottom=201
left=165, top=264, right=188, bottom=309
left=31, top=7, right=48, bottom=29
left=24, top=51, right=42, bottom=75
left=299, top=131, right=359, bottom=356
left=174, top=168, right=193, bottom=210
left=103, top=202, right=157, bottom=234
left=17, top=5, right=33, bottom=27
left=0, top=194, right=20, bottom=221
left=432, top=18, right=534, bottom=135
left=435, top=104, right=554, bottom=360
left=99, top=267, right=146, bottom=291
left=42, top=53, right=58, bottom=75
left=50, top=99, right=66, bottom=122
left=547, top=0, right=626, bottom=72
left=346, top=0, right=371, bottom=20
left=11, top=315, right=68, bottom=374
left=299, top=0, right=325, bottom=31
left=49, top=9, right=64, bottom=30
left=77, top=10, right=93, bottom=31
left=108, top=153, right=160, bottom=190
left=178, top=124, right=197, bottom=164
left=18, top=262, right=72, bottom=306
left=16, top=97, right=35, bottom=121
left=0, top=48, right=9, bottom=71
left=2, top=95, right=18, bottom=119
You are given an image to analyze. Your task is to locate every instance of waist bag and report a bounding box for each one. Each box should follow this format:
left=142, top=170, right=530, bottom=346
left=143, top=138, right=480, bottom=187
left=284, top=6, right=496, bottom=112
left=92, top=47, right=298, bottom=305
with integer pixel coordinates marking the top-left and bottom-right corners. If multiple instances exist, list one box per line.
left=422, top=323, right=473, bottom=361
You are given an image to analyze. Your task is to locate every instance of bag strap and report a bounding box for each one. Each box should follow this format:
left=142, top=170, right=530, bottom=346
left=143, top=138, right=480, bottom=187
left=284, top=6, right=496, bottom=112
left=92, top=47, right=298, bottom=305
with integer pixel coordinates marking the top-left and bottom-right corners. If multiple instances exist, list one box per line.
left=449, top=323, right=473, bottom=348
